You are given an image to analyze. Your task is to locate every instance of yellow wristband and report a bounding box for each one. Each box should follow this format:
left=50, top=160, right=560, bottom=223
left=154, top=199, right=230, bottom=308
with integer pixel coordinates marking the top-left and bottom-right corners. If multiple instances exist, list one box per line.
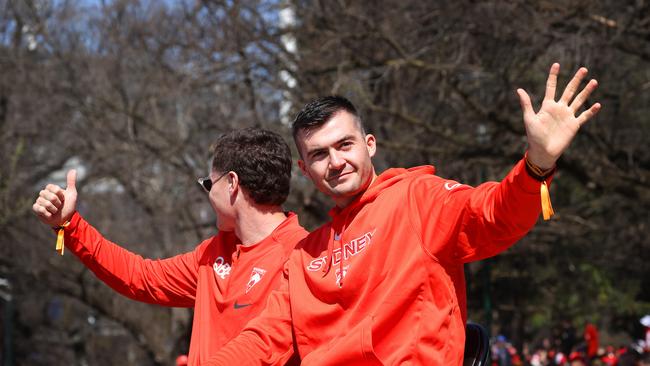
left=53, top=221, right=70, bottom=255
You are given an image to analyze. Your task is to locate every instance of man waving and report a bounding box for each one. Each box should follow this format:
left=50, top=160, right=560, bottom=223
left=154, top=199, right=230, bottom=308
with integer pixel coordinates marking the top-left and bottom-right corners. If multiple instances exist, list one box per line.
left=204, top=64, right=600, bottom=365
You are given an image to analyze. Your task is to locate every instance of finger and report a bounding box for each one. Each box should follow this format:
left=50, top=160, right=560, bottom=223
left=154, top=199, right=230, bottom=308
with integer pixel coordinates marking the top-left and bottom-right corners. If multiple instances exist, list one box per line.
left=45, top=183, right=64, bottom=196
left=544, top=63, right=560, bottom=101
left=576, top=103, right=602, bottom=126
left=560, top=67, right=588, bottom=105
left=32, top=202, right=42, bottom=215
left=37, top=196, right=59, bottom=215
left=55, top=188, right=65, bottom=203
left=66, top=169, right=77, bottom=193
left=32, top=202, right=53, bottom=219
left=39, top=189, right=63, bottom=208
left=570, top=79, right=598, bottom=113
left=44, top=183, right=65, bottom=204
left=517, top=88, right=536, bottom=122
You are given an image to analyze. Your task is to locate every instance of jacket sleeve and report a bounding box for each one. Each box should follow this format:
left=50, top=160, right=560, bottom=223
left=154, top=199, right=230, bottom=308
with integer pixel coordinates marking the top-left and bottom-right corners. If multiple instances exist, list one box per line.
left=410, top=158, right=552, bottom=263
left=203, top=265, right=295, bottom=366
left=62, top=211, right=200, bottom=307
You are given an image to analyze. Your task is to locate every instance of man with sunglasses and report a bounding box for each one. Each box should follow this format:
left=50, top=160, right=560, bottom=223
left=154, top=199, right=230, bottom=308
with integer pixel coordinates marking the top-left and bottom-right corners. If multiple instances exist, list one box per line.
left=32, top=128, right=307, bottom=366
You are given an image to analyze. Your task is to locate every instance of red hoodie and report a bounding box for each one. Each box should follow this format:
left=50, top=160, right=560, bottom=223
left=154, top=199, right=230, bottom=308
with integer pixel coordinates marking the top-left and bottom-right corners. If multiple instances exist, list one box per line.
left=205, top=158, right=549, bottom=365
left=60, top=211, right=307, bottom=366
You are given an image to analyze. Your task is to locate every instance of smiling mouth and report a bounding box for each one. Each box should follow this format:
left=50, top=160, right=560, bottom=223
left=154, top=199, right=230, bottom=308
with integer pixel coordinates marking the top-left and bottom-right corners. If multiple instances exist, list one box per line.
left=326, top=171, right=352, bottom=182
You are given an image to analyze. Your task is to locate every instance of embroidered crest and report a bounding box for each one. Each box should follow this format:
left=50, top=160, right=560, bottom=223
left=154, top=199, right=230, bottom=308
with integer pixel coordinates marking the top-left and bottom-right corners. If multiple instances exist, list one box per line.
left=245, top=267, right=267, bottom=293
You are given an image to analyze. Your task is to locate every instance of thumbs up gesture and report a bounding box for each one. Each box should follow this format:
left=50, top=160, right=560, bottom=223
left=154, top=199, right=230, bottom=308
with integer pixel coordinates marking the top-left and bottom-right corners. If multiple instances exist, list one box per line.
left=33, top=170, right=78, bottom=227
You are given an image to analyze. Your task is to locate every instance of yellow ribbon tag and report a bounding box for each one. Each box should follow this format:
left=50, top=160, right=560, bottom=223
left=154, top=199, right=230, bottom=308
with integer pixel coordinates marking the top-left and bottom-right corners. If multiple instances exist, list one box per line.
left=55, top=221, right=70, bottom=255
left=541, top=180, right=554, bottom=220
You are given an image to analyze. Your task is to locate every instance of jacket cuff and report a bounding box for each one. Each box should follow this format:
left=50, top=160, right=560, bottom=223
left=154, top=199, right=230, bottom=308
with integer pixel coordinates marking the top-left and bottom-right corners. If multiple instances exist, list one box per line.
left=513, top=158, right=555, bottom=194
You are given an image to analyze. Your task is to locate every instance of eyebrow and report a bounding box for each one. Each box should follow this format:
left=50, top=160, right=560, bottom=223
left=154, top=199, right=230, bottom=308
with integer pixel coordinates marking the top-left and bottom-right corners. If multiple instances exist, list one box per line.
left=306, top=134, right=356, bottom=158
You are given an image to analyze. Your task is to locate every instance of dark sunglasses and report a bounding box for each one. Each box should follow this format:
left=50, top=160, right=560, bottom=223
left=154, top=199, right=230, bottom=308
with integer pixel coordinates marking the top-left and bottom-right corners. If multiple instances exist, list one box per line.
left=197, top=171, right=229, bottom=193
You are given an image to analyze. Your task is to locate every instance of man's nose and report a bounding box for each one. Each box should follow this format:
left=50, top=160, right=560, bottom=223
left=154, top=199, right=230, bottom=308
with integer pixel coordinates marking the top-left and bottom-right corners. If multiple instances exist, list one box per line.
left=328, top=150, right=345, bottom=169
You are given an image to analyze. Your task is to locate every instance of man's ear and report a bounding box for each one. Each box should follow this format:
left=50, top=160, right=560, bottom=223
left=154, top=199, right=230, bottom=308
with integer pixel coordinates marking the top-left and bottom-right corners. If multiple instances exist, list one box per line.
left=228, top=171, right=239, bottom=195
left=366, top=133, right=377, bottom=158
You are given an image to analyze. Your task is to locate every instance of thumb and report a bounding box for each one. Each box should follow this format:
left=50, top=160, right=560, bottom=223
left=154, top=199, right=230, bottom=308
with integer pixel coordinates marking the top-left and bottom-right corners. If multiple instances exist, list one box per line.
left=517, top=88, right=536, bottom=123
left=66, top=169, right=78, bottom=194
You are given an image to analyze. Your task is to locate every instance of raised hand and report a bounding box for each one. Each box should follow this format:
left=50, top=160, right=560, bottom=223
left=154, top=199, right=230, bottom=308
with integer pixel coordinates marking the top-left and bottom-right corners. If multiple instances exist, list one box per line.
left=33, top=170, right=78, bottom=227
left=517, top=63, right=601, bottom=169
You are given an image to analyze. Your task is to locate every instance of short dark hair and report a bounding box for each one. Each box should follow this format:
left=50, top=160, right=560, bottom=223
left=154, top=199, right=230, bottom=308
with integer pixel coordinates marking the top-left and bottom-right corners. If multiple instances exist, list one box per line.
left=292, top=96, right=365, bottom=142
left=211, top=128, right=291, bottom=206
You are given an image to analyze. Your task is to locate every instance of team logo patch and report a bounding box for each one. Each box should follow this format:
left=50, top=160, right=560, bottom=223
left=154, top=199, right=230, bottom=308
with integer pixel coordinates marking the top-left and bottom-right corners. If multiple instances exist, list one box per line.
left=245, top=267, right=267, bottom=293
left=213, top=257, right=231, bottom=279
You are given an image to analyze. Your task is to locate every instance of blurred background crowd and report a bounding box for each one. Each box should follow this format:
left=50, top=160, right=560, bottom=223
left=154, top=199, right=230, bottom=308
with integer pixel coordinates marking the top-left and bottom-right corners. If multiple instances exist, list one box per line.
left=490, top=316, right=650, bottom=366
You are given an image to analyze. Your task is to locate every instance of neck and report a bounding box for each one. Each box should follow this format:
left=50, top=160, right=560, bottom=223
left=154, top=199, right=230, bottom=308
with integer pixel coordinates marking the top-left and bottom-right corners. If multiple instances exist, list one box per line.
left=234, top=205, right=287, bottom=246
left=334, top=171, right=378, bottom=209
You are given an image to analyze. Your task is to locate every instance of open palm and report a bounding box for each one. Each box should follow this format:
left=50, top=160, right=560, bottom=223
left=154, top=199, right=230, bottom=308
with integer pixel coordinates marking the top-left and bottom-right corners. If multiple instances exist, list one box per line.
left=517, top=63, right=601, bottom=169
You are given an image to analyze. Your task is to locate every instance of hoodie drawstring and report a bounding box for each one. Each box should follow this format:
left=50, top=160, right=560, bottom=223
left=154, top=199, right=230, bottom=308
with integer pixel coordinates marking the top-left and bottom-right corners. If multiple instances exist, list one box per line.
left=337, top=233, right=344, bottom=288
left=322, top=227, right=336, bottom=277
left=322, top=210, right=352, bottom=288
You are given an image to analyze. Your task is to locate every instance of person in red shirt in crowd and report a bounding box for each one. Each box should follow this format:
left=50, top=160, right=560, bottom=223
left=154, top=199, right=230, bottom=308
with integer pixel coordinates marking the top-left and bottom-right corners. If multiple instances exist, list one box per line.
left=569, top=350, right=585, bottom=364
left=602, top=345, right=618, bottom=366
left=205, top=63, right=601, bottom=365
left=584, top=322, right=600, bottom=363
left=32, top=128, right=308, bottom=366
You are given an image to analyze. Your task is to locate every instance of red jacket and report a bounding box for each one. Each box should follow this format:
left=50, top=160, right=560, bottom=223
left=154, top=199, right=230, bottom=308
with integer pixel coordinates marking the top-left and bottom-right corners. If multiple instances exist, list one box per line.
left=584, top=323, right=599, bottom=358
left=61, top=211, right=307, bottom=366
left=205, top=158, right=548, bottom=365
